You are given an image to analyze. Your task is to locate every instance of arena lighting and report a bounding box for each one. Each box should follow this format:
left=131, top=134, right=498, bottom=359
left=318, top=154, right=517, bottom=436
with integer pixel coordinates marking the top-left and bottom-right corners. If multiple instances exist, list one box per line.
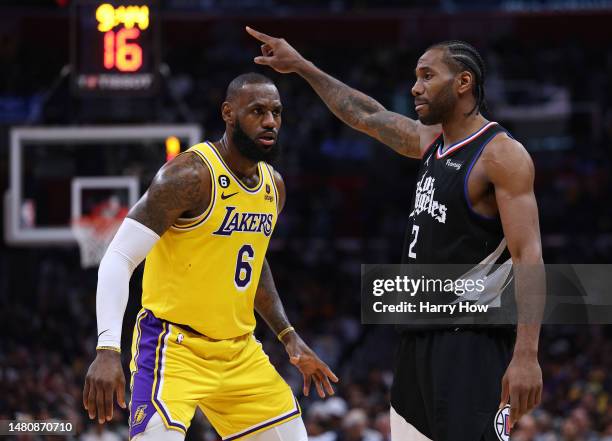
left=166, top=136, right=181, bottom=162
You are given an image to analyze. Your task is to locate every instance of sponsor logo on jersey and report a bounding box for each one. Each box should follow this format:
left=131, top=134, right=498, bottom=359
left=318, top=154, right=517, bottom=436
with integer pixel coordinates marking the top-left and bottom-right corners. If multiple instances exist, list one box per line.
left=213, top=206, right=274, bottom=237
left=494, top=405, right=511, bottom=441
left=220, top=191, right=238, bottom=200
left=412, top=172, right=447, bottom=223
left=445, top=158, right=464, bottom=170
left=176, top=333, right=184, bottom=344
left=132, top=404, right=148, bottom=426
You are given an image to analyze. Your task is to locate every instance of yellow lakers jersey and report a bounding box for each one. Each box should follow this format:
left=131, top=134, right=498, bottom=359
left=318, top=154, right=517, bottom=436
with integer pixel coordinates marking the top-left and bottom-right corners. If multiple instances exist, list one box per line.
left=141, top=141, right=279, bottom=339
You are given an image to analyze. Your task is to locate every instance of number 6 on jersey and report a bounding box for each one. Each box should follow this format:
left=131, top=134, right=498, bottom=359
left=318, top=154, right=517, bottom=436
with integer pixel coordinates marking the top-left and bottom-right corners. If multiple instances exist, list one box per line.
left=235, top=244, right=255, bottom=290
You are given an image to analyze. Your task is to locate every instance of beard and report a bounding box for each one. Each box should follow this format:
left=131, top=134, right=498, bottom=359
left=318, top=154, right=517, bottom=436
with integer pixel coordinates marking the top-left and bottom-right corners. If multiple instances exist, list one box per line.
left=418, top=79, right=458, bottom=125
left=232, top=121, right=281, bottom=163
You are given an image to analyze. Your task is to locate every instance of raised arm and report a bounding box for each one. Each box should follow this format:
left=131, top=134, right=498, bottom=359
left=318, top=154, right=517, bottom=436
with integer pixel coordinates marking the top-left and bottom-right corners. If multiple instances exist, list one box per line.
left=482, top=136, right=544, bottom=428
left=246, top=26, right=438, bottom=159
left=83, top=152, right=211, bottom=424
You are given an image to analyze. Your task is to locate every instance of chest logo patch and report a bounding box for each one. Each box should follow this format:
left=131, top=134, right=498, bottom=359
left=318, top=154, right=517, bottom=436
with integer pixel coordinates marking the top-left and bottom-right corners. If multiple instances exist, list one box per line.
left=412, top=172, right=447, bottom=224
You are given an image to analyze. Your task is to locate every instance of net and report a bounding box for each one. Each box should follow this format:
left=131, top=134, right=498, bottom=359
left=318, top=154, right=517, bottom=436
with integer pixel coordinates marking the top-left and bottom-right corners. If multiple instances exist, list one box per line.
left=71, top=197, right=128, bottom=268
left=72, top=215, right=125, bottom=268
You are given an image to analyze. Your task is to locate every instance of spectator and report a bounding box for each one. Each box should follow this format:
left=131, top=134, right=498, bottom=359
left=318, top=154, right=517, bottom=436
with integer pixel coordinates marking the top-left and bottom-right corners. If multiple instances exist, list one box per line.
left=340, top=409, right=381, bottom=441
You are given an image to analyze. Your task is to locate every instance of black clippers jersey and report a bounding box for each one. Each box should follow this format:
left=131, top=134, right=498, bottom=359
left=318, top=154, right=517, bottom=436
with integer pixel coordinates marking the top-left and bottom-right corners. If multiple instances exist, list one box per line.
left=403, top=121, right=509, bottom=265
left=400, top=122, right=515, bottom=331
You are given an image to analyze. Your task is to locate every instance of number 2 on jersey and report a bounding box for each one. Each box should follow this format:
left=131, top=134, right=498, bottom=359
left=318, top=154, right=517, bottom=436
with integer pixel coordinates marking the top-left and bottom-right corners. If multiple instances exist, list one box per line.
left=408, top=225, right=419, bottom=259
left=235, top=244, right=254, bottom=290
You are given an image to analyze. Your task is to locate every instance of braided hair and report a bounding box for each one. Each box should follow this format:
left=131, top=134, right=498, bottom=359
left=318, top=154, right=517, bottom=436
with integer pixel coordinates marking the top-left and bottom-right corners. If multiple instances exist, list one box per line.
left=429, top=40, right=487, bottom=116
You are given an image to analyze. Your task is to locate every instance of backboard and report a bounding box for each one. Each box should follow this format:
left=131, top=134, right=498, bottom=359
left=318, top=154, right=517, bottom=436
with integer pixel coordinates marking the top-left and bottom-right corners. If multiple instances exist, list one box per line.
left=5, top=125, right=202, bottom=245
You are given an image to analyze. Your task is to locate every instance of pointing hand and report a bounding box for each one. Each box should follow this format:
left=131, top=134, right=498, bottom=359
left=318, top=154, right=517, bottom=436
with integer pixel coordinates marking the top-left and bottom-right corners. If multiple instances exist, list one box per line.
left=246, top=26, right=309, bottom=74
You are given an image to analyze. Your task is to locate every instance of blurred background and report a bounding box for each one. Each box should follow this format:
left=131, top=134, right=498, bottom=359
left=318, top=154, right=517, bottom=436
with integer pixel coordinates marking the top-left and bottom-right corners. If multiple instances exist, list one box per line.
left=0, top=0, right=611, bottom=440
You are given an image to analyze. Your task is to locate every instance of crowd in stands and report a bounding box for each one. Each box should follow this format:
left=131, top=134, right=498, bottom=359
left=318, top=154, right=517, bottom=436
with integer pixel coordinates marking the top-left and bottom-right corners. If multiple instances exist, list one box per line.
left=1, top=5, right=611, bottom=441
left=1, top=251, right=611, bottom=440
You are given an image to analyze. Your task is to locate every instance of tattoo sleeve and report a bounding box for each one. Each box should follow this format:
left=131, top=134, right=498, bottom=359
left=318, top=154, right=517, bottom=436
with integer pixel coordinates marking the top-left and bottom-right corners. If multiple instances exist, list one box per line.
left=298, top=62, right=422, bottom=157
left=127, top=153, right=210, bottom=236
left=254, top=259, right=292, bottom=336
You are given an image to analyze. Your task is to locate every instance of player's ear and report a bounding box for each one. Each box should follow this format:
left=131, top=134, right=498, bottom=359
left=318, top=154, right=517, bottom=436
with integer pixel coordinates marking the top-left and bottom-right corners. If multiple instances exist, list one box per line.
left=221, top=102, right=234, bottom=126
left=457, top=71, right=473, bottom=95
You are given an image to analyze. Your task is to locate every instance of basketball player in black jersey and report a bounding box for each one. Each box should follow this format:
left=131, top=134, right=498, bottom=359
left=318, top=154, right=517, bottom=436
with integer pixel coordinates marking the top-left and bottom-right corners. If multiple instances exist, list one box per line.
left=247, top=28, right=545, bottom=441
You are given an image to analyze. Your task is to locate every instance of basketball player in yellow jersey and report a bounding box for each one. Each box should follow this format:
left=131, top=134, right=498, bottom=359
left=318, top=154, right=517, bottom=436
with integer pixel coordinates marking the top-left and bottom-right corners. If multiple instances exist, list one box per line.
left=82, top=73, right=338, bottom=441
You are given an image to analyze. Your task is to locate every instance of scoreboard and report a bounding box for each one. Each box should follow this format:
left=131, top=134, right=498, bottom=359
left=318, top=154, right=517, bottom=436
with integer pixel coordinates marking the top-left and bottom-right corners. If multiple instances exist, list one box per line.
left=71, top=0, right=159, bottom=95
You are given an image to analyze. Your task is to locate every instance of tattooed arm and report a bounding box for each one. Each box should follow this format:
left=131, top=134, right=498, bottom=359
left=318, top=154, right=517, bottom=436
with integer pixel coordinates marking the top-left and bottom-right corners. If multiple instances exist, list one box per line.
left=255, top=259, right=291, bottom=336
left=298, top=66, right=431, bottom=158
left=83, top=152, right=210, bottom=425
left=128, top=152, right=212, bottom=234
left=254, top=168, right=290, bottom=336
left=246, top=26, right=439, bottom=159
left=255, top=170, right=339, bottom=398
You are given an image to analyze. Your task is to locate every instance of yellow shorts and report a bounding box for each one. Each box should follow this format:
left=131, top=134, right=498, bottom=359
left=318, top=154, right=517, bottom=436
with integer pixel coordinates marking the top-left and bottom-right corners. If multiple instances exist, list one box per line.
left=128, top=309, right=300, bottom=440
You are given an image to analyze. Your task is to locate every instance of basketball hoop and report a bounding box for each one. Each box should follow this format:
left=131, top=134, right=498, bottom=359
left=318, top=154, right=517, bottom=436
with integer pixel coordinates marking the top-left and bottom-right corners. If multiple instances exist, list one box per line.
left=71, top=198, right=128, bottom=268
left=69, top=183, right=132, bottom=268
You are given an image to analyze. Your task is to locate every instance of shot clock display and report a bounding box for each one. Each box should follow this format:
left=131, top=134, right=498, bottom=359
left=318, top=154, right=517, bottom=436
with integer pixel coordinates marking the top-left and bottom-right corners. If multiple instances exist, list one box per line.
left=71, top=0, right=159, bottom=95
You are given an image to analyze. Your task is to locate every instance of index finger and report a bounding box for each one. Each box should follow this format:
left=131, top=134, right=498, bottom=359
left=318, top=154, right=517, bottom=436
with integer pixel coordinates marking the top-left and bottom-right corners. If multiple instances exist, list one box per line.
left=319, top=363, right=339, bottom=383
left=245, top=26, right=275, bottom=44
